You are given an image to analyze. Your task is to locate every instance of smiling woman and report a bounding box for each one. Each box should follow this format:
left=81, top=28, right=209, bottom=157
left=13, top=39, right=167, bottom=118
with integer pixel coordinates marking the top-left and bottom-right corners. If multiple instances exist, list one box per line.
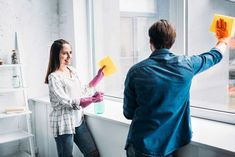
left=44, top=39, right=105, bottom=157
left=59, top=43, right=72, bottom=67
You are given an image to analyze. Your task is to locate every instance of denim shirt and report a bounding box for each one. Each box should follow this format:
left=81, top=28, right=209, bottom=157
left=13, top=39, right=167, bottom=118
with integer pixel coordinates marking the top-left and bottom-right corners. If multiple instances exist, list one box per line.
left=123, top=48, right=222, bottom=156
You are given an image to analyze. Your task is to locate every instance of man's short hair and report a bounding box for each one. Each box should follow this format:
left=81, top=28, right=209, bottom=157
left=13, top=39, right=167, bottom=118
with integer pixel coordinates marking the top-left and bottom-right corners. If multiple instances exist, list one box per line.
left=148, top=19, right=176, bottom=50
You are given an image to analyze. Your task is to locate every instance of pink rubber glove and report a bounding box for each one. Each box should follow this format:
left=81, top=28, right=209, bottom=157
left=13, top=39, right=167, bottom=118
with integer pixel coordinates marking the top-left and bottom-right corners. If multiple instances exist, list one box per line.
left=80, top=92, right=104, bottom=108
left=80, top=97, right=94, bottom=108
left=92, top=92, right=104, bottom=103
left=89, top=66, right=105, bottom=88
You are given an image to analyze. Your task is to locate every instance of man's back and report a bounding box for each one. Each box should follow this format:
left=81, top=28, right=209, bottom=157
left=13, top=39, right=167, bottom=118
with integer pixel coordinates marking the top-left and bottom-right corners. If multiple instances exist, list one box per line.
left=123, top=48, right=222, bottom=156
left=124, top=19, right=228, bottom=157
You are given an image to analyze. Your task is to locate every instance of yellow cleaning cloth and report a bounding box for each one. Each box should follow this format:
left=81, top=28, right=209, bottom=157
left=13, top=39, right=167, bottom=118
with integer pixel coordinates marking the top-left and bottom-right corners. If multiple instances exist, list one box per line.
left=210, top=14, right=235, bottom=37
left=98, top=56, right=118, bottom=76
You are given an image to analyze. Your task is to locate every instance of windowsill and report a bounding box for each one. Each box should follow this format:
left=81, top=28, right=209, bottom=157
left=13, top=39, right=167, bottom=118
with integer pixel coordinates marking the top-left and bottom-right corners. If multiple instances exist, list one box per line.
left=30, top=96, right=235, bottom=154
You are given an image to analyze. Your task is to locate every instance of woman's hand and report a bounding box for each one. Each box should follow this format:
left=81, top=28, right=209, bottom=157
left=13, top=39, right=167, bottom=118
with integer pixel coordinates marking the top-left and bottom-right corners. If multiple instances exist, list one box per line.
left=79, top=92, right=104, bottom=108
left=92, top=92, right=104, bottom=103
left=89, top=66, right=106, bottom=88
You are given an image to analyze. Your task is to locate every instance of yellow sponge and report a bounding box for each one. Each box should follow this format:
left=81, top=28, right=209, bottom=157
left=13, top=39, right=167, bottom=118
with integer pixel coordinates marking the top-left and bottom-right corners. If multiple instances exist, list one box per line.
left=98, top=56, right=118, bottom=77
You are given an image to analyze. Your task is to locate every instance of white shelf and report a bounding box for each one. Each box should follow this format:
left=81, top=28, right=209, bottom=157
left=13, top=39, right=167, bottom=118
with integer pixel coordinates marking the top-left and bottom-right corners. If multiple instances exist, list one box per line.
left=0, top=130, right=33, bottom=144
left=0, top=111, right=31, bottom=119
left=0, top=33, right=35, bottom=156
left=0, top=64, right=22, bottom=68
left=3, top=151, right=31, bottom=157
left=0, top=87, right=25, bottom=93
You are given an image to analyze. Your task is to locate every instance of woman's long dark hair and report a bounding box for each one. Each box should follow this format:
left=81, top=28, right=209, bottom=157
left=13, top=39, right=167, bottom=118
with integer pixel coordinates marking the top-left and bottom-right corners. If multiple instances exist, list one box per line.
left=44, top=39, right=70, bottom=84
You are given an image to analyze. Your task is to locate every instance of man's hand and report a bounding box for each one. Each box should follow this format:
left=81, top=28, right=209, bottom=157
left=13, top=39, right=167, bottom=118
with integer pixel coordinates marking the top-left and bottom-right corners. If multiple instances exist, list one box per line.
left=216, top=18, right=229, bottom=42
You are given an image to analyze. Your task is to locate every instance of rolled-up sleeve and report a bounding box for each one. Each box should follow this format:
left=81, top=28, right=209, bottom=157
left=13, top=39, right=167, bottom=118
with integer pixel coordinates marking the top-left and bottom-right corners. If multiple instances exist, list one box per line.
left=190, top=48, right=223, bottom=75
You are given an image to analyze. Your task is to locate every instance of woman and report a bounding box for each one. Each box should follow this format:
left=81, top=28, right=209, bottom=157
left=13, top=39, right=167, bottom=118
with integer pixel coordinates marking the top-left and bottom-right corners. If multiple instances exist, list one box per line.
left=45, top=39, right=104, bottom=157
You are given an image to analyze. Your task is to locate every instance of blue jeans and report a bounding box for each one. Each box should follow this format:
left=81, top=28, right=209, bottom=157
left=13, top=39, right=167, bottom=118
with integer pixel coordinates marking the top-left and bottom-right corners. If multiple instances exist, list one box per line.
left=55, top=120, right=100, bottom=157
left=126, top=144, right=176, bottom=157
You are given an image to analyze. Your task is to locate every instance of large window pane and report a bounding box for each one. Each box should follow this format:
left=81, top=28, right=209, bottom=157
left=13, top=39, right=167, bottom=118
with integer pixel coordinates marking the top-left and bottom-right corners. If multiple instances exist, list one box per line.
left=188, top=0, right=235, bottom=113
left=119, top=0, right=157, bottom=13
left=90, top=0, right=184, bottom=98
left=86, top=0, right=235, bottom=122
left=92, top=0, right=121, bottom=97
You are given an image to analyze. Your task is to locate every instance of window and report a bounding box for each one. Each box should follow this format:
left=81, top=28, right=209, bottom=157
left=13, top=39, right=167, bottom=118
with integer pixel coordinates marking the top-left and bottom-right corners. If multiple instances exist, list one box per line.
left=86, top=0, right=235, bottom=123
left=187, top=0, right=235, bottom=123
left=119, top=15, right=157, bottom=97
left=89, top=0, right=184, bottom=97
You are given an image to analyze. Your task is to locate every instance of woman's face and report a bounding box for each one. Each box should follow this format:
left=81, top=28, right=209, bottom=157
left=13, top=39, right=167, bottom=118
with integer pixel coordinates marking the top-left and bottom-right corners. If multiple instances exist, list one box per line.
left=59, top=43, right=72, bottom=66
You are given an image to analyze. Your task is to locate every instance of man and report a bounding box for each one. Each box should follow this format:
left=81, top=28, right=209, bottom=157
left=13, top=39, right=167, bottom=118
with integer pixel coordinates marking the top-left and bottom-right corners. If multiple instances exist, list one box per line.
left=123, top=19, right=229, bottom=157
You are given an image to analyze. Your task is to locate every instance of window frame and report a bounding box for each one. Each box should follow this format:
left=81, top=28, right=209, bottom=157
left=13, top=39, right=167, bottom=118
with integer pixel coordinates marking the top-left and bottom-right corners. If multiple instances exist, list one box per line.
left=86, top=0, right=235, bottom=124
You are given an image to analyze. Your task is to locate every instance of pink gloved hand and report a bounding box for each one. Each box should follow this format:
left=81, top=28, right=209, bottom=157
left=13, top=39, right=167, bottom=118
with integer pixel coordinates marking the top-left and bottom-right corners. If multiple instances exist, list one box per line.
left=80, top=92, right=104, bottom=108
left=92, top=92, right=104, bottom=103
left=80, top=97, right=94, bottom=108
left=89, top=66, right=105, bottom=88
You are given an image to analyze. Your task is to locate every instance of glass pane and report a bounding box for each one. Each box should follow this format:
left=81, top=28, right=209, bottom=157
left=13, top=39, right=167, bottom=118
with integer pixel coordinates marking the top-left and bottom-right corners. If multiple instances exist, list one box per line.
left=120, top=17, right=134, bottom=95
left=92, top=0, right=122, bottom=97
left=136, top=17, right=156, bottom=62
left=188, top=0, right=235, bottom=113
left=119, top=0, right=157, bottom=13
left=91, top=0, right=184, bottom=98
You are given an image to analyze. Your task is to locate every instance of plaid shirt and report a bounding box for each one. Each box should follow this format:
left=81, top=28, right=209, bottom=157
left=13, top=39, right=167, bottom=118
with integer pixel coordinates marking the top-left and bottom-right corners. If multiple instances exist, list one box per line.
left=48, top=67, right=91, bottom=137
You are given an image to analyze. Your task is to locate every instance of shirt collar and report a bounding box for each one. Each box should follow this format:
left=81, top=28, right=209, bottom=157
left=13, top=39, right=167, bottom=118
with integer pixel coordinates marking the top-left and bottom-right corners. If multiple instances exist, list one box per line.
left=149, top=48, right=171, bottom=58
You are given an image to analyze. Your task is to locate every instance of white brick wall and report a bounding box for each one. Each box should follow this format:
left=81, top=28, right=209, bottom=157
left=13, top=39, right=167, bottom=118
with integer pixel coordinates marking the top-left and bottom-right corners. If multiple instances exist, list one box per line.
left=0, top=0, right=59, bottom=98
left=0, top=0, right=59, bottom=156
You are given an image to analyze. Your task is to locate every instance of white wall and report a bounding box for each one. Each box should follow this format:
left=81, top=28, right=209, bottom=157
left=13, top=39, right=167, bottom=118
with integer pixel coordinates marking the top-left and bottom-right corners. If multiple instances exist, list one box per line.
left=59, top=0, right=91, bottom=83
left=0, top=0, right=59, bottom=156
left=0, top=0, right=59, bottom=98
left=0, top=0, right=90, bottom=156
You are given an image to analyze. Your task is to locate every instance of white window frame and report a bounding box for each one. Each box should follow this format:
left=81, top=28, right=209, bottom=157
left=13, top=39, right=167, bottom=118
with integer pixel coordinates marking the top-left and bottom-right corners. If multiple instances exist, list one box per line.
left=86, top=0, right=235, bottom=124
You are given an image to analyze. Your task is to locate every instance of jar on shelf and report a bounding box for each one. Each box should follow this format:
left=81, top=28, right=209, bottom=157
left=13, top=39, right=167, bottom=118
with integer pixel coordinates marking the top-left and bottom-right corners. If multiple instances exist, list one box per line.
left=11, top=75, right=20, bottom=88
